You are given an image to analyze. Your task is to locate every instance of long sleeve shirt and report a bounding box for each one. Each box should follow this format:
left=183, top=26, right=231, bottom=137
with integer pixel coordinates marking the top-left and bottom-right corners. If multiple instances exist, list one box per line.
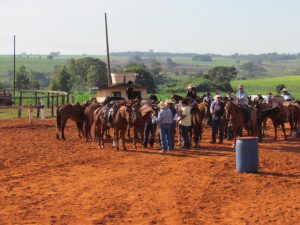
left=236, top=91, right=249, bottom=105
left=157, top=108, right=173, bottom=124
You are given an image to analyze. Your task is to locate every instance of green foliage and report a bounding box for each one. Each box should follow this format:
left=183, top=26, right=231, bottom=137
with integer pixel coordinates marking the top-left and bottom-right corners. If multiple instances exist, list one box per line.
left=192, top=54, right=212, bottom=62
left=16, top=66, right=31, bottom=89
left=276, top=84, right=286, bottom=94
left=68, top=57, right=107, bottom=89
left=204, top=66, right=237, bottom=83
left=166, top=58, right=177, bottom=69
left=50, top=66, right=72, bottom=92
left=240, top=62, right=267, bottom=77
left=125, top=66, right=157, bottom=93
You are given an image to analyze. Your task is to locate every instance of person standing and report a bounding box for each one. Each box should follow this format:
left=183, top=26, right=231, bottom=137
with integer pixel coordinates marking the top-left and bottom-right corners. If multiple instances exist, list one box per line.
left=126, top=80, right=135, bottom=100
left=166, top=99, right=177, bottom=150
left=203, top=92, right=213, bottom=103
left=156, top=101, right=173, bottom=153
left=143, top=100, right=156, bottom=149
left=264, top=92, right=274, bottom=104
left=177, top=99, right=191, bottom=149
left=210, top=95, right=225, bottom=144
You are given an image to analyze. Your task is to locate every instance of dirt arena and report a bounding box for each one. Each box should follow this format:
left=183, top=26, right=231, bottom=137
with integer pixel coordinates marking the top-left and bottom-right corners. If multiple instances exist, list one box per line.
left=0, top=119, right=300, bottom=225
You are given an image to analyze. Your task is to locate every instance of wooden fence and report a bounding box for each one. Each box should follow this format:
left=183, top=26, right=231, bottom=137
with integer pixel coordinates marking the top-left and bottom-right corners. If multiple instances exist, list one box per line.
left=0, top=89, right=73, bottom=118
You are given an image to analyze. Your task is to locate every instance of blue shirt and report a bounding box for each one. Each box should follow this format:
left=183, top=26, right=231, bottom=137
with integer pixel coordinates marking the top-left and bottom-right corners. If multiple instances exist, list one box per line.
left=157, top=108, right=173, bottom=124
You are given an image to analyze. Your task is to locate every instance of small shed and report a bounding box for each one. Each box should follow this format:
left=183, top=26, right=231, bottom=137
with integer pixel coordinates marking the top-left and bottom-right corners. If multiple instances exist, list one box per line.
left=96, top=72, right=147, bottom=102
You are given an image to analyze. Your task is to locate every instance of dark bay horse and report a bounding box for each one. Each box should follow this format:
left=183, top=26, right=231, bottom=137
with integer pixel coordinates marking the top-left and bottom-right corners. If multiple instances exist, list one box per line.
left=190, top=102, right=205, bottom=148
left=131, top=104, right=156, bottom=148
left=95, top=101, right=132, bottom=151
left=285, top=102, right=300, bottom=138
left=225, top=101, right=257, bottom=146
left=84, top=102, right=103, bottom=142
left=56, top=103, right=87, bottom=140
left=260, top=105, right=287, bottom=141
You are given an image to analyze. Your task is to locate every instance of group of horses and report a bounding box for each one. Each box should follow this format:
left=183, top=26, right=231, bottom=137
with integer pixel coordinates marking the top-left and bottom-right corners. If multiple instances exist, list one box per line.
left=56, top=94, right=300, bottom=150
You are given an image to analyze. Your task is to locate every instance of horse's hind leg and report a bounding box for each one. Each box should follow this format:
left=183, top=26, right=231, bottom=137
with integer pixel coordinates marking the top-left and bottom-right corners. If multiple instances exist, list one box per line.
left=61, top=122, right=66, bottom=141
left=114, top=129, right=119, bottom=151
left=121, top=129, right=127, bottom=151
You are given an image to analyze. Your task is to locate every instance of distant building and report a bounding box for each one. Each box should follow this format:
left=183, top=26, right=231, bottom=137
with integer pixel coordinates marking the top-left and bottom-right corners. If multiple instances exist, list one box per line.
left=96, top=72, right=147, bottom=102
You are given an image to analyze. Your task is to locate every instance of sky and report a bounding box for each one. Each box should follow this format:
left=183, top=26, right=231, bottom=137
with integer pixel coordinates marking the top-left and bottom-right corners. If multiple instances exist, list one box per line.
left=0, top=0, right=300, bottom=55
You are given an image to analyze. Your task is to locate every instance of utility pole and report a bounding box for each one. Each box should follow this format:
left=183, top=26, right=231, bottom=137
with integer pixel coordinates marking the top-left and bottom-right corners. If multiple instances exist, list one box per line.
left=13, top=35, right=16, bottom=100
left=105, top=13, right=112, bottom=86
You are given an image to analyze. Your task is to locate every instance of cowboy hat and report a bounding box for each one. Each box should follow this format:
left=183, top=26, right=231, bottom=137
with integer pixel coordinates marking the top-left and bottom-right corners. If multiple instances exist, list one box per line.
left=186, top=84, right=196, bottom=89
left=238, top=84, right=244, bottom=88
left=157, top=101, right=167, bottom=109
left=214, top=95, right=221, bottom=100
left=165, top=99, right=174, bottom=104
left=281, top=88, right=288, bottom=92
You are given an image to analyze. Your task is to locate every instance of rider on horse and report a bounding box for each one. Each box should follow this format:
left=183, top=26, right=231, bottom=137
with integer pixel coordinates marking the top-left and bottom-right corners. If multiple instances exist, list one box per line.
left=186, top=84, right=197, bottom=100
left=281, top=88, right=293, bottom=102
left=236, top=84, right=250, bottom=122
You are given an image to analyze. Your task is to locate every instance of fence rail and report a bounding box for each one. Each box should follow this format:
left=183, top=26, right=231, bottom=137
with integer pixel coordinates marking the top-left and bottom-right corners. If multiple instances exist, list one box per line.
left=0, top=89, right=72, bottom=118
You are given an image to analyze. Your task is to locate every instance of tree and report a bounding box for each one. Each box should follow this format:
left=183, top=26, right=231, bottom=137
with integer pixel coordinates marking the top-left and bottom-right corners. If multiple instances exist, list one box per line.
left=276, top=84, right=286, bottom=94
left=87, top=65, right=104, bottom=87
left=166, top=58, right=177, bottom=69
left=16, top=66, right=30, bottom=89
left=68, top=57, right=107, bottom=89
left=125, top=66, right=157, bottom=93
left=50, top=66, right=72, bottom=92
left=192, top=54, right=212, bottom=62
left=204, top=66, right=237, bottom=83
left=241, top=62, right=267, bottom=77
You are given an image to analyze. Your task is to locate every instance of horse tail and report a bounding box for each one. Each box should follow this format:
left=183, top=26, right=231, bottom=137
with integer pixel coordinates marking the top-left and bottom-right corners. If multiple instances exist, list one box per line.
left=56, top=106, right=61, bottom=139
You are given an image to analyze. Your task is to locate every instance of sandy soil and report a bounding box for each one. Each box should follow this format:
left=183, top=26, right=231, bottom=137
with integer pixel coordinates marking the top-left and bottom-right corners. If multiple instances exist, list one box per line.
left=0, top=119, right=300, bottom=225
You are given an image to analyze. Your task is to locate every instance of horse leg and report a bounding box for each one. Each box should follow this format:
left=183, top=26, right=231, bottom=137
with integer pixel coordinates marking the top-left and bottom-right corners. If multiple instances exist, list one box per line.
left=121, top=129, right=127, bottom=151
left=114, top=129, right=119, bottom=151
left=61, top=121, right=67, bottom=141
left=273, top=122, right=277, bottom=141
left=133, top=127, right=137, bottom=149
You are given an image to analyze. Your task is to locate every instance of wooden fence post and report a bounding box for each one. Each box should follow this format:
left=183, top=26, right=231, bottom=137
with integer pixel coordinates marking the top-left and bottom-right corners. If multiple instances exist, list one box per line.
left=51, top=95, right=54, bottom=117
left=62, top=95, right=65, bottom=104
left=35, top=91, right=38, bottom=106
left=47, top=92, right=50, bottom=108
left=37, top=97, right=40, bottom=118
left=18, top=92, right=22, bottom=118
left=56, top=93, right=59, bottom=107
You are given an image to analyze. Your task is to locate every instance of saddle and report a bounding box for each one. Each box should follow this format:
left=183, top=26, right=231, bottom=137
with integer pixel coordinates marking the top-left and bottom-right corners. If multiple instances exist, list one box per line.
left=104, top=102, right=118, bottom=127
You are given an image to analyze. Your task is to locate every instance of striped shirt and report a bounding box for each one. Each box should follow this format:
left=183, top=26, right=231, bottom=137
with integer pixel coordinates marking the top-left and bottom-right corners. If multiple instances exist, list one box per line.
left=157, top=108, right=173, bottom=124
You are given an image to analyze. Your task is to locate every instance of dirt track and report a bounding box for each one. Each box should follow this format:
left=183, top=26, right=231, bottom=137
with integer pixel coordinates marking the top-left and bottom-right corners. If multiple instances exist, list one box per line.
left=0, top=119, right=300, bottom=225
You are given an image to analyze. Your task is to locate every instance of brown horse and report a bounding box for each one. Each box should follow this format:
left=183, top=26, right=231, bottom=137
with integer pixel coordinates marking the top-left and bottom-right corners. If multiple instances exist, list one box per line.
left=84, top=102, right=103, bottom=142
left=171, top=94, right=185, bottom=103
left=131, top=104, right=156, bottom=148
left=56, top=103, right=87, bottom=140
left=285, top=102, right=300, bottom=138
left=190, top=102, right=205, bottom=148
left=225, top=101, right=257, bottom=146
left=95, top=101, right=132, bottom=151
left=260, top=105, right=287, bottom=141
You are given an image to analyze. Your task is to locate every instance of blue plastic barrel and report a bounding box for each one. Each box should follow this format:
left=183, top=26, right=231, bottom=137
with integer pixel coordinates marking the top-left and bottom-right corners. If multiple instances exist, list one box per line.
left=236, top=137, right=259, bottom=173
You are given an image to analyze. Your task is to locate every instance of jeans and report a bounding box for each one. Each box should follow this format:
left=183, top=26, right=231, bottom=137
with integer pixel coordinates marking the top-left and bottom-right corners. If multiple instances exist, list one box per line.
left=143, top=121, right=156, bottom=148
left=212, top=118, right=224, bottom=143
left=180, top=125, right=190, bottom=148
left=159, top=123, right=173, bottom=151
left=169, top=121, right=176, bottom=150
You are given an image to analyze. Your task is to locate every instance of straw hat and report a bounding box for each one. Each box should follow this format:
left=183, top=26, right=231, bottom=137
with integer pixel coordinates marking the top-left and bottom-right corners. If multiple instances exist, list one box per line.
left=157, top=101, right=167, bottom=109
left=187, top=84, right=196, bottom=89
left=165, top=99, right=174, bottom=104
left=214, top=95, right=221, bottom=100
left=238, top=84, right=244, bottom=88
left=281, top=88, right=288, bottom=92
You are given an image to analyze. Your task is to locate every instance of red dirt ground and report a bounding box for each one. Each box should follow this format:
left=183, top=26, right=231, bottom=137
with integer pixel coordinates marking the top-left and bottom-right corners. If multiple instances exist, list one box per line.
left=0, top=119, right=300, bottom=225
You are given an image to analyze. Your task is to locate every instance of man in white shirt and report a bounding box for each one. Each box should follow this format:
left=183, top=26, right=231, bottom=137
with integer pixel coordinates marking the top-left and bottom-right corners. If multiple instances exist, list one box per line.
left=177, top=99, right=191, bottom=149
